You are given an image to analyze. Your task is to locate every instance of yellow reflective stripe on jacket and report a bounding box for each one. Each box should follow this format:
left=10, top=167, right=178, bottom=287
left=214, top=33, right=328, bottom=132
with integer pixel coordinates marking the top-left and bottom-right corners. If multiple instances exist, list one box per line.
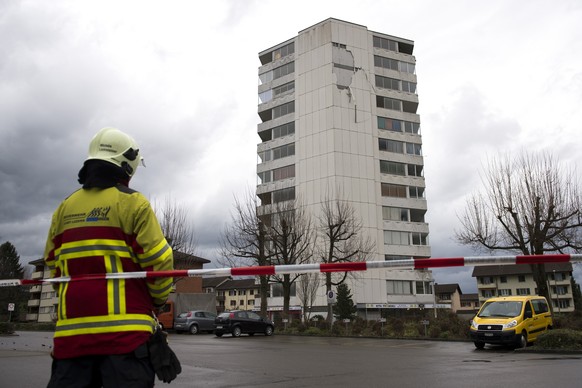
left=105, top=255, right=126, bottom=315
left=138, top=240, right=172, bottom=266
left=54, top=314, right=155, bottom=337
left=56, top=239, right=134, bottom=262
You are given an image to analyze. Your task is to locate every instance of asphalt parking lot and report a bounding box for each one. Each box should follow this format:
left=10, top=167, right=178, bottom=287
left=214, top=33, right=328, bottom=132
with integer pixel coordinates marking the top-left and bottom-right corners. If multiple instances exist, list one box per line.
left=1, top=331, right=581, bottom=388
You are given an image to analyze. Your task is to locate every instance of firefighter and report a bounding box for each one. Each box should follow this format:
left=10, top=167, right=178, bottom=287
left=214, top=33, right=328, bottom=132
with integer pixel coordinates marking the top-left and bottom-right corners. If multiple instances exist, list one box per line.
left=44, top=127, right=174, bottom=387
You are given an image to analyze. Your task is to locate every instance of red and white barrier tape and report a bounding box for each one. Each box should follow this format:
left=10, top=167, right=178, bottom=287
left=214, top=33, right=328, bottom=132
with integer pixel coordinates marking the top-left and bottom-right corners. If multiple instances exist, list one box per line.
left=2, top=254, right=581, bottom=287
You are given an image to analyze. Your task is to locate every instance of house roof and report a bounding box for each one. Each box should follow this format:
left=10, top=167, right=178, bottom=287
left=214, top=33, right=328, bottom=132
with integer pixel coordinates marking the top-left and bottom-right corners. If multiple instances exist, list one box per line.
left=216, top=278, right=257, bottom=290
left=202, top=276, right=231, bottom=288
left=173, top=251, right=211, bottom=265
left=471, top=262, right=573, bottom=277
left=435, top=283, right=461, bottom=294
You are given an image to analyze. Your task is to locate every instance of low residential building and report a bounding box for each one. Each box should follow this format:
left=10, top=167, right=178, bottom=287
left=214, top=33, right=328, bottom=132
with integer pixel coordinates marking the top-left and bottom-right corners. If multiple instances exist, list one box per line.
left=202, top=276, right=231, bottom=313
left=217, top=278, right=259, bottom=311
left=459, top=293, right=480, bottom=313
left=435, top=284, right=461, bottom=312
left=471, top=263, right=575, bottom=312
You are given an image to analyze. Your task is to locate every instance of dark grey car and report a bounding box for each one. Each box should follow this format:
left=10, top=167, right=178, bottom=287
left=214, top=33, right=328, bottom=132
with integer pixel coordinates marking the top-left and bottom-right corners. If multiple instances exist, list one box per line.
left=174, top=310, right=217, bottom=334
left=214, top=310, right=275, bottom=337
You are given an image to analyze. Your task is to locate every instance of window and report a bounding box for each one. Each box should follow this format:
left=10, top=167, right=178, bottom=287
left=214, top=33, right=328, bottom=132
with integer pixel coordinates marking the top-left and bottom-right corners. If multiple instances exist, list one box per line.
left=409, top=208, right=425, bottom=223
left=273, top=81, right=295, bottom=97
left=258, top=89, right=273, bottom=104
left=374, top=55, right=399, bottom=70
left=381, top=183, right=407, bottom=198
left=380, top=160, right=406, bottom=175
left=385, top=255, right=412, bottom=261
left=382, top=206, right=408, bottom=221
left=273, top=143, right=295, bottom=159
left=405, top=143, right=422, bottom=155
left=384, top=230, right=409, bottom=245
left=273, top=42, right=294, bottom=61
left=379, top=138, right=404, bottom=153
left=556, top=299, right=570, bottom=309
left=500, top=276, right=507, bottom=283
left=378, top=116, right=402, bottom=132
left=516, top=288, right=531, bottom=295
left=480, top=276, right=493, bottom=285
left=401, top=81, right=417, bottom=93
left=439, top=293, right=452, bottom=300
left=399, top=61, right=415, bottom=74
left=271, top=283, right=296, bottom=297
left=373, top=36, right=397, bottom=51
left=518, top=275, right=526, bottom=282
left=273, top=122, right=295, bottom=139
left=411, top=232, right=428, bottom=246
left=404, top=121, right=420, bottom=134
left=551, top=272, right=566, bottom=281
left=375, top=75, right=400, bottom=91
left=498, top=289, right=512, bottom=296
left=416, top=281, right=432, bottom=294
left=228, top=290, right=236, bottom=296
left=387, top=280, right=413, bottom=295
left=532, top=299, right=549, bottom=314
left=482, top=290, right=494, bottom=298
left=407, top=164, right=423, bottom=177
left=408, top=186, right=425, bottom=199
left=273, top=101, right=295, bottom=119
left=230, top=300, right=236, bottom=307
left=377, top=96, right=402, bottom=111
left=272, top=165, right=295, bottom=181
left=258, top=61, right=295, bottom=84
left=259, top=42, right=294, bottom=65
left=373, top=55, right=416, bottom=73
left=552, top=285, right=568, bottom=295
left=272, top=187, right=295, bottom=203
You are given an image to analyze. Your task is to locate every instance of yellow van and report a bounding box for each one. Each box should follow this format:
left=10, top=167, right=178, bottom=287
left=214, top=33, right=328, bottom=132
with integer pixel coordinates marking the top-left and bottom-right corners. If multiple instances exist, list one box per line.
left=470, top=295, right=553, bottom=349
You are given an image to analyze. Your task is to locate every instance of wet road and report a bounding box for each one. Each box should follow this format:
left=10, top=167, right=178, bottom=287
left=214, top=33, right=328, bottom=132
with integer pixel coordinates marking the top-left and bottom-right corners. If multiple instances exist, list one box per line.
left=1, top=331, right=580, bottom=387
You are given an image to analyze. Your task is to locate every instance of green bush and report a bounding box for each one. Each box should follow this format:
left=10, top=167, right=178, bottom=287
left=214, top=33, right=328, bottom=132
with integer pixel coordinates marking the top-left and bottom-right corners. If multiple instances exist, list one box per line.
left=535, top=329, right=582, bottom=350
left=303, top=327, right=323, bottom=336
left=0, top=322, right=15, bottom=335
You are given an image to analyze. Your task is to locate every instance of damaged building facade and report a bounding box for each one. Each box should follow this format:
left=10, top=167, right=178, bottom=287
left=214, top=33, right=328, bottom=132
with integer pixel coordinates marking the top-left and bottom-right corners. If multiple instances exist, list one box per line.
left=257, top=18, right=435, bottom=320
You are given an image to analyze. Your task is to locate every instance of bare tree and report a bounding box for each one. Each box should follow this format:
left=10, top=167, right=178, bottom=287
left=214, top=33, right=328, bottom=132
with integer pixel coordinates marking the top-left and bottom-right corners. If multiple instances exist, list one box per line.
left=296, top=272, right=320, bottom=323
left=318, top=196, right=375, bottom=325
left=266, top=198, right=314, bottom=320
left=219, top=189, right=270, bottom=316
left=456, top=151, right=582, bottom=308
left=153, top=196, right=198, bottom=259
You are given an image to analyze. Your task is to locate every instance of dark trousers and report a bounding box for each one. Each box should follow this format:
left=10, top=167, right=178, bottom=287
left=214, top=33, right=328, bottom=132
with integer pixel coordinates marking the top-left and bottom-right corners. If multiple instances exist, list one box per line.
left=47, top=345, right=155, bottom=388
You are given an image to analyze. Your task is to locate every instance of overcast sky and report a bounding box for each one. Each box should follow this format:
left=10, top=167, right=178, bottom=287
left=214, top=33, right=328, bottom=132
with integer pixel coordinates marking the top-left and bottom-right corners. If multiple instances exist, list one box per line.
left=1, top=0, right=581, bottom=293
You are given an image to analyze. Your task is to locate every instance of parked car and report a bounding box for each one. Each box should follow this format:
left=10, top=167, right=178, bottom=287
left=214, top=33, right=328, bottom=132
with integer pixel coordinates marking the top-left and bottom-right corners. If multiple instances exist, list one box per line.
left=470, top=295, right=553, bottom=349
left=174, top=310, right=217, bottom=334
left=214, top=310, right=275, bottom=337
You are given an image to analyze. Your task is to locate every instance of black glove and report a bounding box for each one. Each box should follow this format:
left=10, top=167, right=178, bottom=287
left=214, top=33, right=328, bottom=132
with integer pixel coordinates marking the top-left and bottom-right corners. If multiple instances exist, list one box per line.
left=147, top=327, right=182, bottom=383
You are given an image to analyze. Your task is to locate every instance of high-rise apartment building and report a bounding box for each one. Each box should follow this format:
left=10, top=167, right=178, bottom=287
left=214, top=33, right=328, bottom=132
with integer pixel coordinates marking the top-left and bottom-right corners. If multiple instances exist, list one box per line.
left=257, top=18, right=435, bottom=320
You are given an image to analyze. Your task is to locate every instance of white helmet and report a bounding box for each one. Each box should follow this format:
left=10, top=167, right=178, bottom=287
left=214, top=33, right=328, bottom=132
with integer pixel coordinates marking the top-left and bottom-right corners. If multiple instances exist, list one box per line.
left=86, top=127, right=144, bottom=177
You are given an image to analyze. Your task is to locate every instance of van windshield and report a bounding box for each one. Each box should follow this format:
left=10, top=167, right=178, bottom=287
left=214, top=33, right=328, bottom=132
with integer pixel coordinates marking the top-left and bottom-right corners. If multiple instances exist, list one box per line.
left=478, top=301, right=523, bottom=318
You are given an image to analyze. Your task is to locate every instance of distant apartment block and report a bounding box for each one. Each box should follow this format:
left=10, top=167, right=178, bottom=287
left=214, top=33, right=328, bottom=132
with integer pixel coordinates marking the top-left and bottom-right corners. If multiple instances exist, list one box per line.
left=472, top=263, right=575, bottom=312
left=26, top=259, right=58, bottom=323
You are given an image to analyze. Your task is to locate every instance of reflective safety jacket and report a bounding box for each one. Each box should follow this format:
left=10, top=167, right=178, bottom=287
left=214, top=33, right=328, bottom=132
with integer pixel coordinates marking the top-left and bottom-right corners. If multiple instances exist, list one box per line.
left=44, top=184, right=173, bottom=359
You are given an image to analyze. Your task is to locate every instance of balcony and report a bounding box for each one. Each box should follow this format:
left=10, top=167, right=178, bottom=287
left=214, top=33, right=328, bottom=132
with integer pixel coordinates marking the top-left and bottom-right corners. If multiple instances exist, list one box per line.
left=28, top=299, right=40, bottom=307
left=26, top=313, right=39, bottom=322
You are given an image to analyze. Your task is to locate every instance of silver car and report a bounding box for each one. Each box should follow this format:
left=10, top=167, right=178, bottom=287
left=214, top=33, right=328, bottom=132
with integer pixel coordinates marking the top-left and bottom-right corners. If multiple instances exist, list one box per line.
left=174, top=310, right=218, bottom=334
